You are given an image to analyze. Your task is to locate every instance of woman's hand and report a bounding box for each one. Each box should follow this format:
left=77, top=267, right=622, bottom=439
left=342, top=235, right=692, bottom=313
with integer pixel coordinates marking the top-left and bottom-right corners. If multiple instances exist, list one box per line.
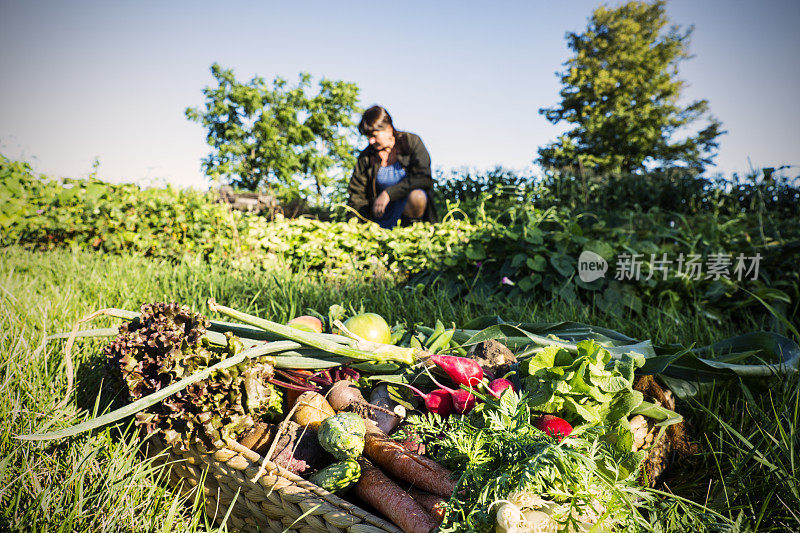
left=373, top=191, right=390, bottom=218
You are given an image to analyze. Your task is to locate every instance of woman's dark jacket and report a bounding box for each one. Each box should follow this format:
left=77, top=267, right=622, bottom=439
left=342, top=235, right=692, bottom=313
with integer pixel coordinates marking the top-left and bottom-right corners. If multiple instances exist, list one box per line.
left=347, top=131, right=438, bottom=223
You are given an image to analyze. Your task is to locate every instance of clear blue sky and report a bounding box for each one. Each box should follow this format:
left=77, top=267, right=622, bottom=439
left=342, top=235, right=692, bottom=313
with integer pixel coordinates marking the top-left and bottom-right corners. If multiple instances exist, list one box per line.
left=1, top=0, right=798, bottom=188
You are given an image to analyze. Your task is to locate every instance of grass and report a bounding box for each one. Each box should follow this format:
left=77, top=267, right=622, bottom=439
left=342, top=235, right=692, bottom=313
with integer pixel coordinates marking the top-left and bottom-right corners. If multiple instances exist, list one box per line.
left=0, top=245, right=796, bottom=531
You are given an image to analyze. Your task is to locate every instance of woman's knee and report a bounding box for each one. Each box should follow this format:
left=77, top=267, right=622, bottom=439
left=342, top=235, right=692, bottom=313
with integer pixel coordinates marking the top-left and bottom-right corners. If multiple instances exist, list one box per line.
left=405, top=189, right=427, bottom=217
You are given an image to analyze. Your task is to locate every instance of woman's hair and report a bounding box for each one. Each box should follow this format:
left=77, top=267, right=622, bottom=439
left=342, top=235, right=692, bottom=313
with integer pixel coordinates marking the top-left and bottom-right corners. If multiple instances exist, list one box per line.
left=358, top=105, right=394, bottom=136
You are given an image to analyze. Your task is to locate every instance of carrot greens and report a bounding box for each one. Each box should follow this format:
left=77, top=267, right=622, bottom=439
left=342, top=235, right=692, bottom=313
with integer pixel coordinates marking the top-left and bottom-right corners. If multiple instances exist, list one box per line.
left=402, top=391, right=726, bottom=532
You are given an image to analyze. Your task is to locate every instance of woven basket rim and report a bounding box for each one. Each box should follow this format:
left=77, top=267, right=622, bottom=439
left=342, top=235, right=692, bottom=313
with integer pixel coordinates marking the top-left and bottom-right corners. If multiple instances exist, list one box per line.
left=144, top=430, right=404, bottom=533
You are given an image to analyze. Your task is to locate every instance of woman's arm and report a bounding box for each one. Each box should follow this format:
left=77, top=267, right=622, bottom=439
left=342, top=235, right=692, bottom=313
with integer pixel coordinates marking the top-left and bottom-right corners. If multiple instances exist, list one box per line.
left=385, top=134, right=433, bottom=201
left=347, top=156, right=373, bottom=218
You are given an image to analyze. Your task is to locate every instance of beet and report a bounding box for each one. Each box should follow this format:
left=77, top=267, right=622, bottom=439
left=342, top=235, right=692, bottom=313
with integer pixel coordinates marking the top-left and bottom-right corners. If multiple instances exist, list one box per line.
left=238, top=421, right=329, bottom=475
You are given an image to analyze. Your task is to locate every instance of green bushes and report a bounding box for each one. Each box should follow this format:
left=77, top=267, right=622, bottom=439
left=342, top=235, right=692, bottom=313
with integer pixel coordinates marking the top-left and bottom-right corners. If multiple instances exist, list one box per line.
left=2, top=155, right=797, bottom=325
left=432, top=166, right=799, bottom=220
left=0, top=155, right=245, bottom=262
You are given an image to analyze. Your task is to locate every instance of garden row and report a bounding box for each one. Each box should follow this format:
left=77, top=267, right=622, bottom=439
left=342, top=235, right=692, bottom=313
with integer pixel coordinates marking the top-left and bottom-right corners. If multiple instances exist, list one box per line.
left=2, top=155, right=797, bottom=324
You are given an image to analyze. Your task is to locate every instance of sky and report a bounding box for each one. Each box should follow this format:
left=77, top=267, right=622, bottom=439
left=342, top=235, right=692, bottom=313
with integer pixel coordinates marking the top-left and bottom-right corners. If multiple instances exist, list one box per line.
left=1, top=0, right=798, bottom=189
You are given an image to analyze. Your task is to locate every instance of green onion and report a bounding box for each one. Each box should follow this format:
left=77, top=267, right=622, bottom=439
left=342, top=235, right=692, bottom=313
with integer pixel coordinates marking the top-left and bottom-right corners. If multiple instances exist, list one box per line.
left=208, top=299, right=417, bottom=365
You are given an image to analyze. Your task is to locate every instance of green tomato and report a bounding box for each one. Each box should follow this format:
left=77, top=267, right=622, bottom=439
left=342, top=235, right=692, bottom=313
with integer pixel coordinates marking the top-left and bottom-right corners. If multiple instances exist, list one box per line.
left=344, top=313, right=392, bottom=344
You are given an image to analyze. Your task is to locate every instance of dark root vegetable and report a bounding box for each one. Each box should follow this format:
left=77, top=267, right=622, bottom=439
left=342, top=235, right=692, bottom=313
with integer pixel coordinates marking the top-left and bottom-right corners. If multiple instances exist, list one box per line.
left=238, top=421, right=329, bottom=475
left=363, top=423, right=457, bottom=498
left=327, top=380, right=401, bottom=431
left=355, top=459, right=437, bottom=533
left=408, top=488, right=447, bottom=524
left=369, top=383, right=406, bottom=434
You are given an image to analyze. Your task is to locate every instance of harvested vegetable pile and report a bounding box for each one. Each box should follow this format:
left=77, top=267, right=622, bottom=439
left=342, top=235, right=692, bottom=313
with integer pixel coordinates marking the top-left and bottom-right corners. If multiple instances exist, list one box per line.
left=20, top=302, right=800, bottom=533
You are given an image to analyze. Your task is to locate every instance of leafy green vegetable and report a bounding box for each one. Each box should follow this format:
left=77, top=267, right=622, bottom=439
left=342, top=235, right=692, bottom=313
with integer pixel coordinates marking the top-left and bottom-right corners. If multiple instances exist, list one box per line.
left=521, top=340, right=646, bottom=426
left=105, top=302, right=283, bottom=449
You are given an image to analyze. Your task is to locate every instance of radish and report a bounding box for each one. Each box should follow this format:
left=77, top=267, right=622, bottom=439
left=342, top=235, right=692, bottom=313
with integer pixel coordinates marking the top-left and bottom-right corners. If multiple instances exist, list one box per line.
left=422, top=367, right=478, bottom=415
left=391, top=382, right=454, bottom=417
left=486, top=378, right=515, bottom=398
left=533, top=414, right=573, bottom=442
left=425, top=352, right=483, bottom=388
left=449, top=389, right=477, bottom=414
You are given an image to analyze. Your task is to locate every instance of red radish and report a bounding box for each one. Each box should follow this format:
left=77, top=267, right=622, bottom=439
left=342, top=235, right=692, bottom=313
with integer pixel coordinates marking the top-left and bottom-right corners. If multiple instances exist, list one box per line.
left=533, top=414, right=573, bottom=442
left=391, top=382, right=454, bottom=417
left=422, top=363, right=479, bottom=415
left=426, top=353, right=483, bottom=388
left=486, top=378, right=515, bottom=398
left=449, top=389, right=477, bottom=414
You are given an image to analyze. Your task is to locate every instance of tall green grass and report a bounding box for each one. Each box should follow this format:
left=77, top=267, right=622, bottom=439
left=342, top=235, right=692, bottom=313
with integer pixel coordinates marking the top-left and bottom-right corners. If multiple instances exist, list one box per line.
left=674, top=376, right=800, bottom=531
left=0, top=246, right=794, bottom=531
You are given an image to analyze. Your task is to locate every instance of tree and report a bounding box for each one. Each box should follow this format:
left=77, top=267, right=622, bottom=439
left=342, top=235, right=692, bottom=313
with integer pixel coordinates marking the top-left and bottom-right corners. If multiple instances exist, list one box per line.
left=186, top=63, right=361, bottom=202
left=537, top=0, right=724, bottom=175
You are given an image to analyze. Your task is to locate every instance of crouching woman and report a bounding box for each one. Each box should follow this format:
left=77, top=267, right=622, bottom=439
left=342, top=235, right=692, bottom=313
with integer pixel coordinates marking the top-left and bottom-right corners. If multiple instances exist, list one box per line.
left=347, top=105, right=438, bottom=228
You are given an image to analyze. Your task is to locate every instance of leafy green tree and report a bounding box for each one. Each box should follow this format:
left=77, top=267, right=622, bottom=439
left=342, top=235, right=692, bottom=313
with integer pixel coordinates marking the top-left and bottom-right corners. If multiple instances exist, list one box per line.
left=538, top=0, right=724, bottom=174
left=186, top=63, right=361, bottom=202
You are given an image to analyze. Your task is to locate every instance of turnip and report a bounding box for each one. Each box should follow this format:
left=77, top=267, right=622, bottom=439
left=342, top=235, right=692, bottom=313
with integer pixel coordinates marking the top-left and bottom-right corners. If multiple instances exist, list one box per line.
left=327, top=380, right=402, bottom=432
left=291, top=391, right=335, bottom=430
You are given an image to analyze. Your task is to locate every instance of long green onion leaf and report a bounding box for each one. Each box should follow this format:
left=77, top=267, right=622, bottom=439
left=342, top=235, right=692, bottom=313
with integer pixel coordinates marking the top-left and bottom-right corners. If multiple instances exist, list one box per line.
left=209, top=319, right=351, bottom=345
left=208, top=299, right=416, bottom=365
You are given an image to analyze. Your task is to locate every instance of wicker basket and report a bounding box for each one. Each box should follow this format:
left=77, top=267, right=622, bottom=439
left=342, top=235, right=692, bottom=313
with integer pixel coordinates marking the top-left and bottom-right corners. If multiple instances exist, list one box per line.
left=145, top=435, right=402, bottom=533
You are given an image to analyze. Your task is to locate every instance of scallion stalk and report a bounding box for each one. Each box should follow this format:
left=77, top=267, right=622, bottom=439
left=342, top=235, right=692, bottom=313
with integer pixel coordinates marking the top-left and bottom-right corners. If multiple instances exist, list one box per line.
left=208, top=299, right=417, bottom=365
